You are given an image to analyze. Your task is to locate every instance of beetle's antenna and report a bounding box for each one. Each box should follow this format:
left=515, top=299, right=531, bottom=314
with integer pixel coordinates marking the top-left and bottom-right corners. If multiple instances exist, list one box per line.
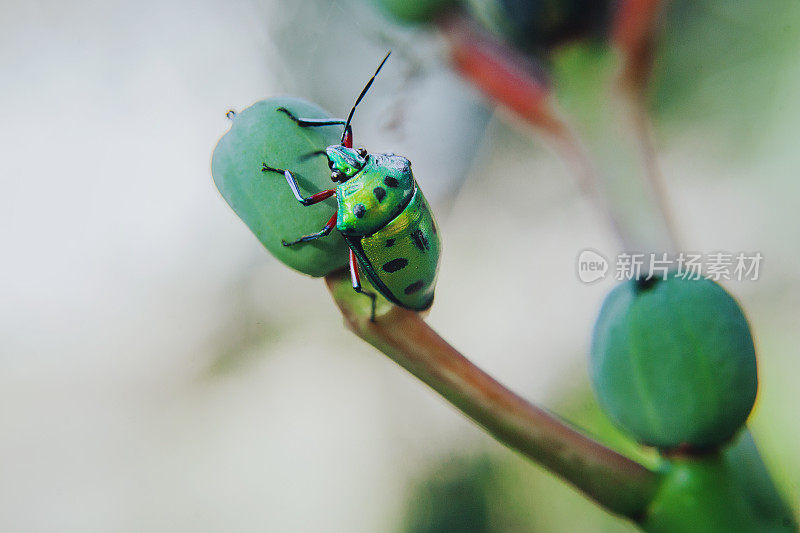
left=340, top=51, right=391, bottom=144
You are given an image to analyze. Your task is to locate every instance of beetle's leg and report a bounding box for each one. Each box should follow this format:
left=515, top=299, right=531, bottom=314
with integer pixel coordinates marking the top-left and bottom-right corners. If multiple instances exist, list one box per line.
left=282, top=212, right=338, bottom=247
left=350, top=249, right=377, bottom=322
left=261, top=164, right=336, bottom=206
left=277, top=107, right=353, bottom=148
left=277, top=107, right=346, bottom=127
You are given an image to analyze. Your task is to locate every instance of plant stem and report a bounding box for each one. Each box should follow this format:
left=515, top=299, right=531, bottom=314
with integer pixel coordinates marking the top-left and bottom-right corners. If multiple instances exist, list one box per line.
left=612, top=0, right=683, bottom=253
left=643, top=430, right=797, bottom=531
left=439, top=13, right=679, bottom=253
left=325, top=272, right=660, bottom=520
left=552, top=42, right=679, bottom=254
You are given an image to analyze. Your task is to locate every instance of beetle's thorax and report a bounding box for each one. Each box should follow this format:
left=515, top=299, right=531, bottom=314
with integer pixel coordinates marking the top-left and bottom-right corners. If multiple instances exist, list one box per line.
left=335, top=152, right=416, bottom=237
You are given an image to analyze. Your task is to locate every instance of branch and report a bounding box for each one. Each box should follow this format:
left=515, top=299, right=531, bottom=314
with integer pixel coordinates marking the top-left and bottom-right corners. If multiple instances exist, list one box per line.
left=437, top=14, right=562, bottom=138
left=612, top=0, right=665, bottom=93
left=325, top=271, right=660, bottom=520
left=611, top=0, right=682, bottom=253
left=439, top=7, right=680, bottom=254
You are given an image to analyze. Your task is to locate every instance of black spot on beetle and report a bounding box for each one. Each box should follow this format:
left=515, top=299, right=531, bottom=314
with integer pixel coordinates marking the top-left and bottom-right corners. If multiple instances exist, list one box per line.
left=385, top=238, right=395, bottom=247
left=373, top=187, right=386, bottom=202
left=384, top=176, right=399, bottom=188
left=411, top=230, right=429, bottom=252
left=382, top=258, right=409, bottom=273
left=354, top=204, right=366, bottom=218
left=404, top=280, right=425, bottom=295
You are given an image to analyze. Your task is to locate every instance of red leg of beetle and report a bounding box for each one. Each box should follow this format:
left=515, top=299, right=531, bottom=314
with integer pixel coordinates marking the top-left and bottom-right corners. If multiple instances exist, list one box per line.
left=350, top=249, right=377, bottom=321
left=305, top=189, right=336, bottom=205
left=262, top=164, right=336, bottom=206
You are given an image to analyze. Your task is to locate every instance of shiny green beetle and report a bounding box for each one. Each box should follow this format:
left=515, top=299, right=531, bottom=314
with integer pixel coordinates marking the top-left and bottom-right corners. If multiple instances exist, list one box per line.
left=261, top=52, right=440, bottom=320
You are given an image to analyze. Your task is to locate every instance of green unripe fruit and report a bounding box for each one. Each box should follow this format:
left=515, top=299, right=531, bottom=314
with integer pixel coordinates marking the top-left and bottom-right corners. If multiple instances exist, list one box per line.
left=212, top=97, right=349, bottom=277
left=372, top=0, right=457, bottom=23
left=590, top=275, right=758, bottom=450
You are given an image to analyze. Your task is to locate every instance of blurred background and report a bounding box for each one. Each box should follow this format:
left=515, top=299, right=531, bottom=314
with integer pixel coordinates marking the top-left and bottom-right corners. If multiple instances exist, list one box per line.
left=1, top=0, right=799, bottom=531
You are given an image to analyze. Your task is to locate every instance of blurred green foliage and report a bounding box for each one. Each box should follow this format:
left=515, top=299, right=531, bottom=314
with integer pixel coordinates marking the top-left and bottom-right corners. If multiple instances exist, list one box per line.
left=373, top=0, right=457, bottom=23
left=403, top=457, right=497, bottom=533
left=464, top=0, right=610, bottom=50
left=652, top=1, right=800, bottom=151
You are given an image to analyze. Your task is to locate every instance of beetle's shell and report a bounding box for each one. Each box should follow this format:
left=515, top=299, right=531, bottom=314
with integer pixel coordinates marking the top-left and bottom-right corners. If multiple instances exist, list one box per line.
left=336, top=154, right=414, bottom=236
left=345, top=187, right=440, bottom=310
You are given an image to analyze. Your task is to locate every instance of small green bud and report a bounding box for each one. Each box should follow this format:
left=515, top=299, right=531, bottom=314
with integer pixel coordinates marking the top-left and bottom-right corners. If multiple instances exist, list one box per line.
left=372, top=0, right=457, bottom=24
left=212, top=97, right=349, bottom=277
left=590, top=274, right=758, bottom=450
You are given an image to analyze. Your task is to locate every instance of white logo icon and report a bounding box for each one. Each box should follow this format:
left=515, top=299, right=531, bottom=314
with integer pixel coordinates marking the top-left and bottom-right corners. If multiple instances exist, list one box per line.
left=577, top=249, right=609, bottom=283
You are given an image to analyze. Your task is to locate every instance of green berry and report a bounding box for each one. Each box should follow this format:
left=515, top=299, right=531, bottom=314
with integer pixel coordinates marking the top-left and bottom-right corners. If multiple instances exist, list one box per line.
left=372, top=0, right=457, bottom=24
left=590, top=274, right=758, bottom=450
left=212, top=97, right=349, bottom=277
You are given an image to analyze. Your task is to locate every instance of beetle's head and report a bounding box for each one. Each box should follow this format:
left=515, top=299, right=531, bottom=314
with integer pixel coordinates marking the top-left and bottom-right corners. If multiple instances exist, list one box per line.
left=326, top=145, right=368, bottom=183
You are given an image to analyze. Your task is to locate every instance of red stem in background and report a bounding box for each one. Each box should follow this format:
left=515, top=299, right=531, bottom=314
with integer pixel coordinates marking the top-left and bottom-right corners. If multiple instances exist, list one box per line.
left=613, top=0, right=664, bottom=92
left=437, top=14, right=603, bottom=197
left=437, top=14, right=561, bottom=137
left=436, top=13, right=624, bottom=237
left=611, top=0, right=680, bottom=249
left=438, top=4, right=679, bottom=253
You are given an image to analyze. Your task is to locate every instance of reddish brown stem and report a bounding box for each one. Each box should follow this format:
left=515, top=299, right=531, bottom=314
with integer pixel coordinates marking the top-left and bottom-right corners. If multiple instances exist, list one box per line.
left=612, top=0, right=681, bottom=250
left=438, top=14, right=563, bottom=138
left=437, top=14, right=603, bottom=199
left=326, top=272, right=659, bottom=520
left=613, top=0, right=665, bottom=92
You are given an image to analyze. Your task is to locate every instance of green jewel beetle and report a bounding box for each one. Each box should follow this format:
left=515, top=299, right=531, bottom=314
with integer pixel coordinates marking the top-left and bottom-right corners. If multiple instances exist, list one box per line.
left=260, top=52, right=441, bottom=320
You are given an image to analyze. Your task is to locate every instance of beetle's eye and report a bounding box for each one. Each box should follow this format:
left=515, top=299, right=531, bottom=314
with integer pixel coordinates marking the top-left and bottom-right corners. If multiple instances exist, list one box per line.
left=357, top=147, right=367, bottom=158
left=331, top=169, right=344, bottom=182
